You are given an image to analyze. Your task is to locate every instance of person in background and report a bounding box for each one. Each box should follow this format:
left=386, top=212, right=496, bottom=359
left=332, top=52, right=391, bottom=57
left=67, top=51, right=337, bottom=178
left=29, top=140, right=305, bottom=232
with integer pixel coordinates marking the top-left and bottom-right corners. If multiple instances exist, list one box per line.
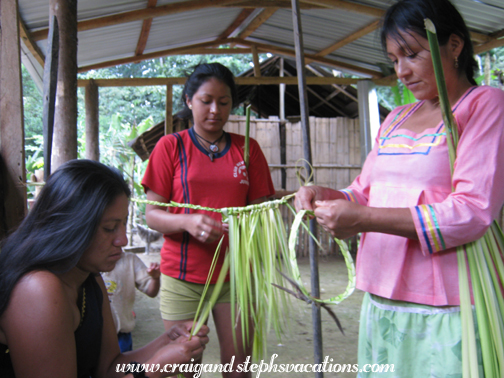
left=142, top=63, right=275, bottom=377
left=0, top=159, right=209, bottom=378
left=295, top=0, right=504, bottom=376
left=102, top=251, right=161, bottom=352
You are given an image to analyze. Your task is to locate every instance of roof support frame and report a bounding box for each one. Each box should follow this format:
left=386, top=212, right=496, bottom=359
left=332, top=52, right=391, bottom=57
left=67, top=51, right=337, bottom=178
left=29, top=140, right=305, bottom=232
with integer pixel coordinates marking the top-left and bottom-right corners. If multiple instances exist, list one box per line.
left=134, top=0, right=158, bottom=57
left=291, top=1, right=324, bottom=375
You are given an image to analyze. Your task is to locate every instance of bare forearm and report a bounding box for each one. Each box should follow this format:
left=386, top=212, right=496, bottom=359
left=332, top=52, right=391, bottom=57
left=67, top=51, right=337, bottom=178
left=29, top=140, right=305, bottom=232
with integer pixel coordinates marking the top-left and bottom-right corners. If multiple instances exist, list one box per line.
left=314, top=200, right=418, bottom=240
left=145, top=208, right=190, bottom=235
left=360, top=206, right=418, bottom=240
left=145, top=278, right=160, bottom=298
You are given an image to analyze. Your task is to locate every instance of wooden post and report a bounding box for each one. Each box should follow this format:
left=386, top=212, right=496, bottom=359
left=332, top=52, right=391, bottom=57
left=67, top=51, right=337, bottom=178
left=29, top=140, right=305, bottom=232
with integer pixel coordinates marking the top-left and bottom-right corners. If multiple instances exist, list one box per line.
left=51, top=0, right=78, bottom=170
left=291, top=0, right=323, bottom=374
left=42, top=15, right=59, bottom=179
left=252, top=45, right=262, bottom=77
left=279, top=58, right=286, bottom=189
left=279, top=121, right=287, bottom=189
left=85, top=79, right=100, bottom=161
left=0, top=0, right=27, bottom=234
left=165, top=84, right=173, bottom=135
left=279, top=57, right=286, bottom=120
left=357, top=79, right=380, bottom=164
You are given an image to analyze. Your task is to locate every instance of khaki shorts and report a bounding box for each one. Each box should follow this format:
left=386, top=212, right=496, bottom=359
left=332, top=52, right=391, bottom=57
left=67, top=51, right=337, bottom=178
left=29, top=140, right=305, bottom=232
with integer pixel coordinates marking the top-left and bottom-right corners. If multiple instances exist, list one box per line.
left=160, top=273, right=232, bottom=321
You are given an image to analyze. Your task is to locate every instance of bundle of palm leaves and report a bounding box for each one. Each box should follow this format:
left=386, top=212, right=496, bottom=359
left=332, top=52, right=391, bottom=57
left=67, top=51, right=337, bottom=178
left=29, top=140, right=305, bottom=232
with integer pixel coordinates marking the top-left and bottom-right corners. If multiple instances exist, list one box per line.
left=425, top=19, right=504, bottom=378
left=134, top=195, right=356, bottom=361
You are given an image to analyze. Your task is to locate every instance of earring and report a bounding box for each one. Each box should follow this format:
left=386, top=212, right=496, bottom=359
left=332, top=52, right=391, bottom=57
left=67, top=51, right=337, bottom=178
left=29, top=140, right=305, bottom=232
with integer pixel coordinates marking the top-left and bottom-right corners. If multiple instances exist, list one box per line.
left=454, top=56, right=459, bottom=69
left=188, top=104, right=192, bottom=110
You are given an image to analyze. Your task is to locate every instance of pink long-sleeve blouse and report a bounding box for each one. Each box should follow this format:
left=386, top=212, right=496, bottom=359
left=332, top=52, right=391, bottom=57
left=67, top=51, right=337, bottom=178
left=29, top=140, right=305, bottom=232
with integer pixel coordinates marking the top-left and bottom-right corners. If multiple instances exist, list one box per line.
left=342, top=85, right=504, bottom=305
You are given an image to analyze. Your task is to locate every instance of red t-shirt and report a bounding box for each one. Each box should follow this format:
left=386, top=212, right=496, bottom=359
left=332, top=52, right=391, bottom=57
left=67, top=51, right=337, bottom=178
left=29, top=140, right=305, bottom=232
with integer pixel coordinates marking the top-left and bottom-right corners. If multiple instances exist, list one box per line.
left=142, top=128, right=275, bottom=283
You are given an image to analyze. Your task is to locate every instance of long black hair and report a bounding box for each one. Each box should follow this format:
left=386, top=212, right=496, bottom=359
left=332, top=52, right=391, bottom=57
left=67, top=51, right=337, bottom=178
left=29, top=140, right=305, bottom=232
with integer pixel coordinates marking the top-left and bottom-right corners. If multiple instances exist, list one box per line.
left=0, top=159, right=130, bottom=316
left=179, top=62, right=238, bottom=119
left=381, top=0, right=478, bottom=85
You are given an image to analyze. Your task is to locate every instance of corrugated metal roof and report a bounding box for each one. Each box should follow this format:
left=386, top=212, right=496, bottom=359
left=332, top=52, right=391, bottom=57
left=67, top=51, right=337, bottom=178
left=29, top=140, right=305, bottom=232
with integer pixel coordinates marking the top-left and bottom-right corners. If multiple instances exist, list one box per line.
left=18, top=0, right=504, bottom=79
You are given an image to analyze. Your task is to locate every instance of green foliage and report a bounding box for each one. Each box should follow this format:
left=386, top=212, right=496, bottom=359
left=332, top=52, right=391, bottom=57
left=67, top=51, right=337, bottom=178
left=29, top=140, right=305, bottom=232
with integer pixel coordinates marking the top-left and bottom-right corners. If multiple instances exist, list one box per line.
left=76, top=53, right=265, bottom=130
left=22, top=66, right=43, bottom=148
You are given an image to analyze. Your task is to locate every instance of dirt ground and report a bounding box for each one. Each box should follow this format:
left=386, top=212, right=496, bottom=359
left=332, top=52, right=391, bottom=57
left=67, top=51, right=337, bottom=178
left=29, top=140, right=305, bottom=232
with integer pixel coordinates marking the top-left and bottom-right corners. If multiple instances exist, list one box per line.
left=131, top=244, right=364, bottom=378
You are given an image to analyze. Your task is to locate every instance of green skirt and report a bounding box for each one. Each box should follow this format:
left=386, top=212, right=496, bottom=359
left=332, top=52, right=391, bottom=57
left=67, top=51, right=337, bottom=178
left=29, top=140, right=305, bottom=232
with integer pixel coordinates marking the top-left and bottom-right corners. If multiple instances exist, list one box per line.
left=357, top=292, right=484, bottom=378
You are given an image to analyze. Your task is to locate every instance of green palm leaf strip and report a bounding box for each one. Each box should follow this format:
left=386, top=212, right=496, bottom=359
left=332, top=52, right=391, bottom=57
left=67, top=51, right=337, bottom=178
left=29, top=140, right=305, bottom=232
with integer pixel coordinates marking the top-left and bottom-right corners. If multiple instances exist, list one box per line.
left=425, top=18, right=504, bottom=378
left=288, top=209, right=356, bottom=304
left=189, top=235, right=227, bottom=338
left=244, top=104, right=251, bottom=168
left=133, top=194, right=355, bottom=360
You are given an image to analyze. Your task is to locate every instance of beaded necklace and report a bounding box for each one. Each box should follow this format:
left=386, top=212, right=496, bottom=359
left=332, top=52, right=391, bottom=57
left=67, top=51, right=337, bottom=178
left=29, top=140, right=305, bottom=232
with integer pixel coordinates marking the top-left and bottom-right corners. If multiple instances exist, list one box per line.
left=193, top=130, right=226, bottom=161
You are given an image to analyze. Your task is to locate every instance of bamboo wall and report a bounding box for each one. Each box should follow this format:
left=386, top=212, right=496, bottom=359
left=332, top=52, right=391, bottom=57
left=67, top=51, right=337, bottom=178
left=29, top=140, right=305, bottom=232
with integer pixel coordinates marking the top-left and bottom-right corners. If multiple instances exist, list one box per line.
left=225, top=115, right=362, bottom=257
left=225, top=115, right=362, bottom=191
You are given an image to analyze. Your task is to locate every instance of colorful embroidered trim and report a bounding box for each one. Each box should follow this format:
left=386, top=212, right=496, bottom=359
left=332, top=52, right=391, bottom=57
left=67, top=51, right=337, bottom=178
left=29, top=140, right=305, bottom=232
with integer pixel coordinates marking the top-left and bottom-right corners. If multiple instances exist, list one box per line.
left=415, top=204, right=446, bottom=254
left=340, top=189, right=358, bottom=204
left=377, top=87, right=478, bottom=157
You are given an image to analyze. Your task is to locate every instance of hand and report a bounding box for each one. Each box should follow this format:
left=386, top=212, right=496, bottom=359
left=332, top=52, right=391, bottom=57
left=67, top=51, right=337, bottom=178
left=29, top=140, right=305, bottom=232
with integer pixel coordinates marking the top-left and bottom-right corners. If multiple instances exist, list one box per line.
left=314, top=199, right=367, bottom=239
left=150, top=336, right=209, bottom=377
left=165, top=322, right=209, bottom=342
left=187, top=214, right=224, bottom=243
left=147, top=262, right=161, bottom=279
left=294, top=185, right=326, bottom=212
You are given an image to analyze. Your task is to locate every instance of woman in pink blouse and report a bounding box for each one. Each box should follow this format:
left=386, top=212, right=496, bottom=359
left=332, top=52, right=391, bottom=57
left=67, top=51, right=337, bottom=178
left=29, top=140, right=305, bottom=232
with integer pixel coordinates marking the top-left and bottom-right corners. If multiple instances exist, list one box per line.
left=295, top=0, right=504, bottom=376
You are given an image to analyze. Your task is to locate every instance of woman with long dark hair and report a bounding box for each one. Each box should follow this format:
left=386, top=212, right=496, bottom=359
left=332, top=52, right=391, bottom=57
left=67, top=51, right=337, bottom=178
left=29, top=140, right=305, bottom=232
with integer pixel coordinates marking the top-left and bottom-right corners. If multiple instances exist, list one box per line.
left=0, top=159, right=209, bottom=378
left=296, top=0, right=504, bottom=376
left=143, top=63, right=275, bottom=377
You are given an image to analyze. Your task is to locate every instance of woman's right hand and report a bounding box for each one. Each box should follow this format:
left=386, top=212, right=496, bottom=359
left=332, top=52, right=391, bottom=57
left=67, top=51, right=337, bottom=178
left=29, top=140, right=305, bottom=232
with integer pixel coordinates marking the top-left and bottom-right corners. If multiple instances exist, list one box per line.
left=294, top=185, right=326, bottom=212
left=187, top=213, right=224, bottom=243
left=149, top=335, right=209, bottom=377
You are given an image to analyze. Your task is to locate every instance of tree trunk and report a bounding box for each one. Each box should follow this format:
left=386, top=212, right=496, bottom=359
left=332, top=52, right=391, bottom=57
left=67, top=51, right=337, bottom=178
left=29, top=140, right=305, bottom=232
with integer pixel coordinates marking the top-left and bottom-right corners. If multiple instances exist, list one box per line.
left=85, top=79, right=100, bottom=160
left=51, top=0, right=78, bottom=169
left=0, top=0, right=27, bottom=236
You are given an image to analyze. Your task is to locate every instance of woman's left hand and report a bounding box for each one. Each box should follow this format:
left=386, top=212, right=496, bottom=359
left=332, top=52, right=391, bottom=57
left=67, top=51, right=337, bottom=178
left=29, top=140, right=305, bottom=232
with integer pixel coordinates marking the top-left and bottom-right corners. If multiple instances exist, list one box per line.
left=314, top=199, right=367, bottom=239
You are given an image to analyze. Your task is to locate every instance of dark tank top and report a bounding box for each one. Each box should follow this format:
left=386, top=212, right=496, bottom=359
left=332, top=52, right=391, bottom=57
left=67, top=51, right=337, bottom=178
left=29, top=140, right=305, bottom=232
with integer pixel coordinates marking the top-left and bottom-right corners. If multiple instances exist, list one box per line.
left=0, top=274, right=103, bottom=378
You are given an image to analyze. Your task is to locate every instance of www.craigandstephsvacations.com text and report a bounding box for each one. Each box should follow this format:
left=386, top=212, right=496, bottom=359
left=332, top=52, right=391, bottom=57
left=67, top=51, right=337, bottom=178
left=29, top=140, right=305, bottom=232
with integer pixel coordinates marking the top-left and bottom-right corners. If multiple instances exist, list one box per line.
left=116, top=355, right=395, bottom=377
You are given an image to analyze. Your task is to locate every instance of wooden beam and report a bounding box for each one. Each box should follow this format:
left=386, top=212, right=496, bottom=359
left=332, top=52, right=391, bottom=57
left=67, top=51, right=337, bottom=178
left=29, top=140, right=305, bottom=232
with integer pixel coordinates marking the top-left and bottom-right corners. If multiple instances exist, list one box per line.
left=236, top=8, right=278, bottom=39
left=470, top=31, right=491, bottom=44
left=0, top=0, right=27, bottom=230
left=230, top=0, right=385, bottom=15
left=490, top=29, right=504, bottom=40
left=315, top=19, right=380, bottom=57
left=310, top=87, right=341, bottom=110
left=251, top=45, right=261, bottom=77
left=218, top=8, right=254, bottom=39
left=135, top=0, right=157, bottom=57
left=305, top=64, right=358, bottom=101
left=78, top=78, right=188, bottom=87
left=230, top=0, right=322, bottom=8
left=474, top=37, right=504, bottom=55
left=18, top=18, right=46, bottom=66
left=235, top=38, right=383, bottom=78
left=77, top=40, right=236, bottom=72
left=302, top=0, right=384, bottom=18
left=78, top=75, right=392, bottom=88
left=31, top=0, right=245, bottom=41
left=283, top=69, right=348, bottom=116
